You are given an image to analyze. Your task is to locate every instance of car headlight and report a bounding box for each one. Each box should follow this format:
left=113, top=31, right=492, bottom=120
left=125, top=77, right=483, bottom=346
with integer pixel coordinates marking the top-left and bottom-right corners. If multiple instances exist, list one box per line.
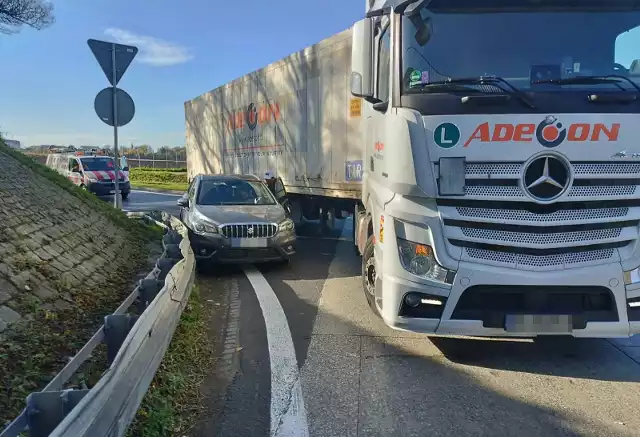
left=193, top=220, right=219, bottom=235
left=397, top=238, right=449, bottom=282
left=279, top=218, right=295, bottom=232
left=86, top=174, right=98, bottom=182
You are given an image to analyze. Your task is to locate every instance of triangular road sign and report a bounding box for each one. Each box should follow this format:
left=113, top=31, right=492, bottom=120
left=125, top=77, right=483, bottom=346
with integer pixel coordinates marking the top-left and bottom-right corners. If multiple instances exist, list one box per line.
left=87, top=39, right=138, bottom=87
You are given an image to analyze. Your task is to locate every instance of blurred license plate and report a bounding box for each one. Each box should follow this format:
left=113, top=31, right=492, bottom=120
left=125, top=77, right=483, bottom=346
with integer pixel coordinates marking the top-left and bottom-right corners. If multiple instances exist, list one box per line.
left=109, top=190, right=116, bottom=194
left=231, top=238, right=267, bottom=248
left=505, top=314, right=572, bottom=334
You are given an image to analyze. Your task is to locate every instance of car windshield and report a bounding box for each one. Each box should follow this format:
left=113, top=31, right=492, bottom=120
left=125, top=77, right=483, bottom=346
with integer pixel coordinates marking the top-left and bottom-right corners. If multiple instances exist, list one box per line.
left=197, top=179, right=276, bottom=206
left=80, top=157, right=116, bottom=171
left=402, top=4, right=640, bottom=93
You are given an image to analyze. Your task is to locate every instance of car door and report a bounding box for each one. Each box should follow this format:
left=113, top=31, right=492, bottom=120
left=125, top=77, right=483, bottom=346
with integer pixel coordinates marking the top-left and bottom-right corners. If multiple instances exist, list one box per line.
left=68, top=157, right=82, bottom=185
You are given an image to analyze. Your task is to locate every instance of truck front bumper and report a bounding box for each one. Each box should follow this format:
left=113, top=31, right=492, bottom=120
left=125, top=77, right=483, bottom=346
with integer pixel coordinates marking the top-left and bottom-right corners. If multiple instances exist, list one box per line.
left=87, top=180, right=131, bottom=197
left=377, top=257, right=639, bottom=338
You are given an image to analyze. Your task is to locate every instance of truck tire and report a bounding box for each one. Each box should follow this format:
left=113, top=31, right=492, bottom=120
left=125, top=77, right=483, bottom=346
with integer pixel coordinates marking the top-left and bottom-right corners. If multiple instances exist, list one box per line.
left=362, top=233, right=381, bottom=318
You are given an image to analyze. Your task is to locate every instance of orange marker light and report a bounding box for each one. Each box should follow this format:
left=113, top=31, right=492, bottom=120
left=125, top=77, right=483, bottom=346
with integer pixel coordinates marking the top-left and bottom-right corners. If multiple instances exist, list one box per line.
left=415, top=244, right=432, bottom=256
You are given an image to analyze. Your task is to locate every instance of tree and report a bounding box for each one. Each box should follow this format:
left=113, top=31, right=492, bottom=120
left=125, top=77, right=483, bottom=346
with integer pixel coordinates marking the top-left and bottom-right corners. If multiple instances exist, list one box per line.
left=0, top=0, right=54, bottom=34
left=137, top=144, right=151, bottom=155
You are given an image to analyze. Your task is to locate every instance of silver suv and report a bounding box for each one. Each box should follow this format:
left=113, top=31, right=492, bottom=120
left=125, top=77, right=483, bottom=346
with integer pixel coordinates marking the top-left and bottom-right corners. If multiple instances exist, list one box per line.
left=177, top=174, right=296, bottom=265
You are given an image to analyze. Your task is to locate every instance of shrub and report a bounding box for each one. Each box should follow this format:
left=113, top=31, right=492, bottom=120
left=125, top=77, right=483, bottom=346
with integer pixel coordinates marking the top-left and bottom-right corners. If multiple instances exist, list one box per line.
left=129, top=168, right=188, bottom=185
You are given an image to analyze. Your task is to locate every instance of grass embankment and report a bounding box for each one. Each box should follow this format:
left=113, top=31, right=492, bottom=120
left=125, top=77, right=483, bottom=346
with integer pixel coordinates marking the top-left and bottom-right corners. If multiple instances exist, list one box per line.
left=127, top=286, right=213, bottom=437
left=0, top=144, right=164, bottom=242
left=129, top=167, right=189, bottom=193
left=0, top=141, right=165, bottom=424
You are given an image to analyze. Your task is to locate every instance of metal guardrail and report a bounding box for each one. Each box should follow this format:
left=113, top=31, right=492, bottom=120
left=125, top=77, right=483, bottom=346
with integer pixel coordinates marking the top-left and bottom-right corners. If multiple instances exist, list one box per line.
left=1, top=212, right=195, bottom=437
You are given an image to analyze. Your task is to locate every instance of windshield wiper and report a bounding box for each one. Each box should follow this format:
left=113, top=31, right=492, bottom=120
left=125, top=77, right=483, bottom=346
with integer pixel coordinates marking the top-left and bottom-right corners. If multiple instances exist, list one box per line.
left=532, top=75, right=640, bottom=92
left=419, top=76, right=536, bottom=109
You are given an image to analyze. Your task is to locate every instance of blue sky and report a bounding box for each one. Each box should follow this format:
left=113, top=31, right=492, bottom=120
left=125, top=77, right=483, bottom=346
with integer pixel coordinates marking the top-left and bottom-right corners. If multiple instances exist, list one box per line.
left=0, top=2, right=639, bottom=149
left=0, top=0, right=363, bottom=148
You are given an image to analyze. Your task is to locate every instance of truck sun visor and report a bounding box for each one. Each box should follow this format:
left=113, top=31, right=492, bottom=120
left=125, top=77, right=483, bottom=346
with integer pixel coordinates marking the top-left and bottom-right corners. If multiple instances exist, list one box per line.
left=438, top=157, right=466, bottom=196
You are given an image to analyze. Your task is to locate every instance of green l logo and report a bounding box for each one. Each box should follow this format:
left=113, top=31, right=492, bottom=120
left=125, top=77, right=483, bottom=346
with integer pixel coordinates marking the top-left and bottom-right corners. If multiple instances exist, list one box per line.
left=433, top=123, right=461, bottom=149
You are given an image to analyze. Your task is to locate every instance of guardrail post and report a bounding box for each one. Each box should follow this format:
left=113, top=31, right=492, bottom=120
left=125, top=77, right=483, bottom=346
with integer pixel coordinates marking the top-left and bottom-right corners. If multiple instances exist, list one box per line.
left=25, top=389, right=89, bottom=437
left=136, top=278, right=163, bottom=313
left=163, top=231, right=182, bottom=246
left=104, top=314, right=139, bottom=365
left=155, top=258, right=176, bottom=280
left=164, top=243, right=183, bottom=261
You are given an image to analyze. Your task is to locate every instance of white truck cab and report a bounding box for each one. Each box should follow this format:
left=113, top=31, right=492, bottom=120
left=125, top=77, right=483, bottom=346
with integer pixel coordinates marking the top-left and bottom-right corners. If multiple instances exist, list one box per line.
left=351, top=0, right=640, bottom=337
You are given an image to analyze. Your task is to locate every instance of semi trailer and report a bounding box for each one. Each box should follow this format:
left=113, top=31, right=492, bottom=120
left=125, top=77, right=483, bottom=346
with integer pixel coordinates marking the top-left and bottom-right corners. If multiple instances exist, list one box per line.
left=185, top=0, right=640, bottom=338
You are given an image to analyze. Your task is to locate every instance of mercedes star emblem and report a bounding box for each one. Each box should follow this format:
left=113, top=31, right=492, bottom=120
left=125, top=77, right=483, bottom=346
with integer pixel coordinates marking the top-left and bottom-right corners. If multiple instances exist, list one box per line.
left=522, top=155, right=571, bottom=202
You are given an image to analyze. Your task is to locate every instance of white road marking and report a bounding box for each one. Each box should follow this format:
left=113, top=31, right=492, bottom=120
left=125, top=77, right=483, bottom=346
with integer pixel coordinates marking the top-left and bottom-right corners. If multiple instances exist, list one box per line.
left=243, top=266, right=310, bottom=437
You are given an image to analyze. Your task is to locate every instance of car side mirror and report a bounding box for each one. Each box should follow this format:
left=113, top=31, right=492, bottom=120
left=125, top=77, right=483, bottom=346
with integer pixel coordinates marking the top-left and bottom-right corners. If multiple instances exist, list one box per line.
left=283, top=202, right=292, bottom=217
left=177, top=197, right=189, bottom=208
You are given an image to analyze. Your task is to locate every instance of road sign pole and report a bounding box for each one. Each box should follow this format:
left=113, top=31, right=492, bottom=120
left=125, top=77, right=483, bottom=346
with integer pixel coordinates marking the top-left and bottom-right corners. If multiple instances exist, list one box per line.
left=111, top=43, right=121, bottom=209
left=88, top=38, right=137, bottom=210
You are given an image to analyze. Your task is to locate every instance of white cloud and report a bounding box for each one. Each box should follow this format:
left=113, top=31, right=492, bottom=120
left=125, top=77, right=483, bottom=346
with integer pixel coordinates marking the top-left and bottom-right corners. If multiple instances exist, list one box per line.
left=104, top=28, right=194, bottom=67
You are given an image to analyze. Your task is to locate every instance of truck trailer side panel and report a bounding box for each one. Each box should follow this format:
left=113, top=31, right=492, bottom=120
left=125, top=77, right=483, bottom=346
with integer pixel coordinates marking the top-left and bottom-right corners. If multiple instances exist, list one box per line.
left=185, top=29, right=363, bottom=201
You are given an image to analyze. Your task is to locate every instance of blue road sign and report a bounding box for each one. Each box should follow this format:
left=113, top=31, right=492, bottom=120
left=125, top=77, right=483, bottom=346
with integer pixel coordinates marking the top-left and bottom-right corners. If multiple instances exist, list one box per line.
left=87, top=39, right=138, bottom=87
left=94, top=87, right=135, bottom=127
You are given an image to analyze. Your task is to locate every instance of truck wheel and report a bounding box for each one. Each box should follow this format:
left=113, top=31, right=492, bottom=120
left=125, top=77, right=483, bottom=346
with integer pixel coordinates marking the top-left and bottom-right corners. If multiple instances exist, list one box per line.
left=362, top=233, right=381, bottom=318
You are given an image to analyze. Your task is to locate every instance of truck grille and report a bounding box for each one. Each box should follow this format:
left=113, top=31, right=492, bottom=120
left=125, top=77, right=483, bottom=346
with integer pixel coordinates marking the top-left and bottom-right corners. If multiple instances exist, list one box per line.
left=220, top=223, right=277, bottom=239
left=437, top=161, right=640, bottom=269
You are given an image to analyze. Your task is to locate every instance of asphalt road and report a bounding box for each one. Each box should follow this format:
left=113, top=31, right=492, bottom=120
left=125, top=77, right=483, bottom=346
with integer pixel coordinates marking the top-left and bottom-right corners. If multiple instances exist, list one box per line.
left=192, top=219, right=640, bottom=437
left=125, top=191, right=640, bottom=437
left=121, top=189, right=182, bottom=216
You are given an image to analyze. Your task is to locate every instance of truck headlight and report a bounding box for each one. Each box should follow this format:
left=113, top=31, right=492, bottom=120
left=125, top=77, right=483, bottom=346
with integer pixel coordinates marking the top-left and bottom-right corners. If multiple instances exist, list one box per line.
left=279, top=218, right=295, bottom=232
left=397, top=238, right=449, bottom=283
left=624, top=267, right=640, bottom=285
left=193, top=220, right=218, bottom=235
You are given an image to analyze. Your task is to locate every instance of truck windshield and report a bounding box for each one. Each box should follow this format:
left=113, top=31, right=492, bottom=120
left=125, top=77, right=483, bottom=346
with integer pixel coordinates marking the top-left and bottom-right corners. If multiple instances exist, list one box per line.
left=197, top=180, right=277, bottom=206
left=401, top=6, right=640, bottom=94
left=80, top=157, right=116, bottom=171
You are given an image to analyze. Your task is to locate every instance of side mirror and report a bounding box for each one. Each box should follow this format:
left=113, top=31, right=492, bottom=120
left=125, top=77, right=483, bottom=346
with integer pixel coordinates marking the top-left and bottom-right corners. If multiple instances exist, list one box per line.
left=405, top=0, right=432, bottom=46
left=176, top=197, right=189, bottom=208
left=411, top=14, right=433, bottom=46
left=274, top=177, right=287, bottom=201
left=350, top=18, right=374, bottom=98
left=283, top=202, right=292, bottom=217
